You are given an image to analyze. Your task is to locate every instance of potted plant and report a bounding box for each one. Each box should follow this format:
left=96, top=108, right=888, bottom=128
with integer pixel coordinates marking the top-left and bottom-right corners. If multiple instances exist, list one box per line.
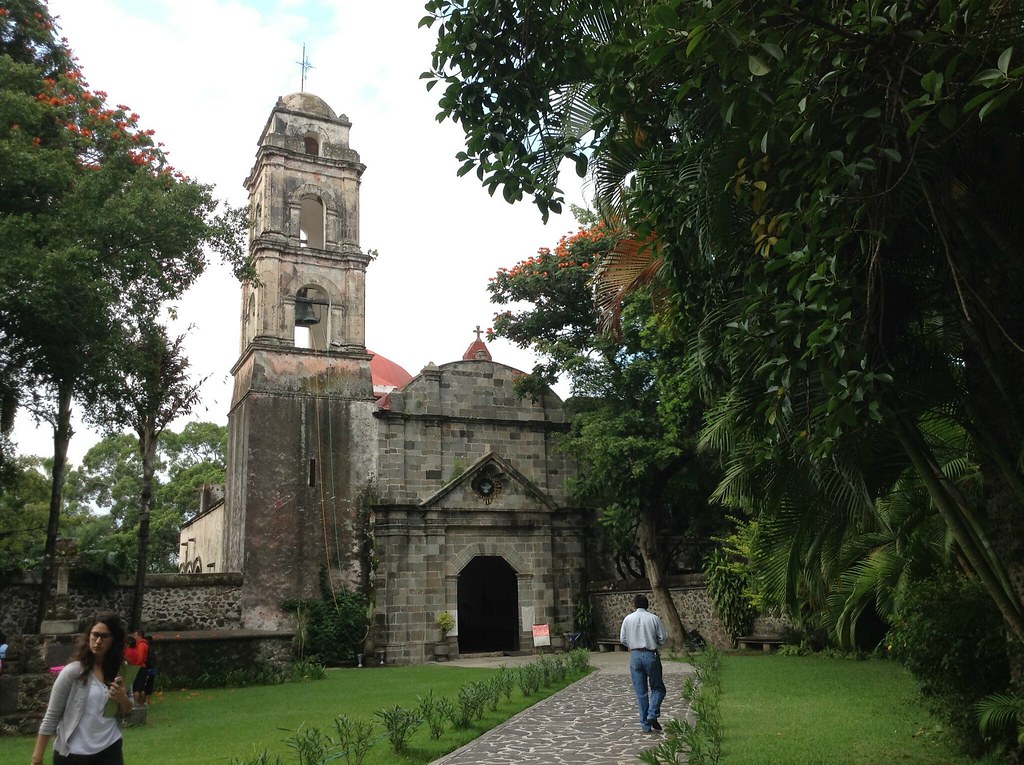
left=434, top=611, right=456, bottom=660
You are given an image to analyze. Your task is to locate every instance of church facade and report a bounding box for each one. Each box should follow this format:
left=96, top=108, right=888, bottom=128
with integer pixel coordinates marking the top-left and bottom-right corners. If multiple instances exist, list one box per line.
left=179, top=93, right=592, bottom=663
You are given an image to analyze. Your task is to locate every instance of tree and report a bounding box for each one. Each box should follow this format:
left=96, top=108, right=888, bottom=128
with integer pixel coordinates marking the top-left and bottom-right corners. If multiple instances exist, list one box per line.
left=0, top=1, right=246, bottom=630
left=425, top=1, right=1024, bottom=650
left=0, top=457, right=50, bottom=575
left=60, top=421, right=227, bottom=578
left=86, top=324, right=205, bottom=628
left=489, top=223, right=725, bottom=646
left=156, top=421, right=227, bottom=534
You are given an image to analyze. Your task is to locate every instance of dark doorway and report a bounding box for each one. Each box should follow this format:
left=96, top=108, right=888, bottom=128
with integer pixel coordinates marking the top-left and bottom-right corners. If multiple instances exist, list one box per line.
left=457, top=556, right=519, bottom=653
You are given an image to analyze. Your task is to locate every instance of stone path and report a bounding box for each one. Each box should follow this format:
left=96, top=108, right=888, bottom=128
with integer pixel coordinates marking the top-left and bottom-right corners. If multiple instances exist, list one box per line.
left=429, top=651, right=694, bottom=765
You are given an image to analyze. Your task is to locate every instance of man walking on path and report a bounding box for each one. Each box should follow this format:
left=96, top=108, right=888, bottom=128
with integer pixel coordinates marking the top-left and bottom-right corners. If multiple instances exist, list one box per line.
left=619, top=593, right=668, bottom=733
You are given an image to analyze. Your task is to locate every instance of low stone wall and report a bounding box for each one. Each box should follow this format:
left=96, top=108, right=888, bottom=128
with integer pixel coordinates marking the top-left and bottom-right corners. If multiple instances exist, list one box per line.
left=0, top=572, right=259, bottom=735
left=0, top=629, right=294, bottom=736
left=590, top=576, right=730, bottom=649
left=148, top=629, right=294, bottom=683
left=0, top=573, right=243, bottom=639
left=0, top=633, right=90, bottom=736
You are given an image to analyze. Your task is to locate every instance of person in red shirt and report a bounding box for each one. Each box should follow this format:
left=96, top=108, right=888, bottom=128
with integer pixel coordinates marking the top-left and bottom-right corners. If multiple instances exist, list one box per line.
left=122, top=629, right=149, bottom=706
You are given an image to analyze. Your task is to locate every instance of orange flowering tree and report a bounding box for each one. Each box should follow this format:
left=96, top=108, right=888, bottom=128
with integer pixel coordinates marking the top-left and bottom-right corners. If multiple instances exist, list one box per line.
left=488, top=219, right=725, bottom=646
left=0, top=0, right=247, bottom=630
left=488, top=222, right=609, bottom=396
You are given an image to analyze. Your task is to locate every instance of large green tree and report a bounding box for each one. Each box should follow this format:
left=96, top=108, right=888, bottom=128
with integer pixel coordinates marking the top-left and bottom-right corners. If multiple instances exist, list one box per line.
left=489, top=223, right=725, bottom=645
left=0, top=0, right=245, bottom=630
left=62, top=421, right=228, bottom=578
left=425, top=1, right=1024, bottom=651
left=87, top=324, right=205, bottom=628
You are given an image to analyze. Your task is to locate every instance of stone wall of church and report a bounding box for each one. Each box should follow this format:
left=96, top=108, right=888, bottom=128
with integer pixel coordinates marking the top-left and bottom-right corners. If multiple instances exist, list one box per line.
left=372, top=506, right=591, bottom=665
left=225, top=347, right=376, bottom=630
left=371, top=358, right=588, bottom=665
left=375, top=361, right=572, bottom=506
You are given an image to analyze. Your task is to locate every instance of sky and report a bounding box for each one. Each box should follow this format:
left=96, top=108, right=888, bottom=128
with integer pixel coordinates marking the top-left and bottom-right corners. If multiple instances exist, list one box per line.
left=14, top=0, right=587, bottom=464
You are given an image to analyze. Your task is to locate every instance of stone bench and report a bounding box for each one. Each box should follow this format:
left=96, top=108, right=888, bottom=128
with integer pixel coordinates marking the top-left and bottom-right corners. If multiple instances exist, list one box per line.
left=737, top=635, right=786, bottom=653
left=596, top=639, right=626, bottom=652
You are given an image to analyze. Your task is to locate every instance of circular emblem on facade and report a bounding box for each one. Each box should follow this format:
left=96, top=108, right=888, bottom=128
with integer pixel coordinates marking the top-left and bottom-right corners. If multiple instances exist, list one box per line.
left=471, top=473, right=503, bottom=504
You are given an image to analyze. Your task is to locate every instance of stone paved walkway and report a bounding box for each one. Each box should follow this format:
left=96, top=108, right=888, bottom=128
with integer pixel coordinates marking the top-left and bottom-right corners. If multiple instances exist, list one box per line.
left=429, top=651, right=694, bottom=765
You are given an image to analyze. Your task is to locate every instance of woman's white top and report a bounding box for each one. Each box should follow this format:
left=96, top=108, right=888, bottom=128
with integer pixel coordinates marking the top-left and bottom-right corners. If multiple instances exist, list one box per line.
left=65, top=674, right=121, bottom=754
left=39, top=662, right=123, bottom=756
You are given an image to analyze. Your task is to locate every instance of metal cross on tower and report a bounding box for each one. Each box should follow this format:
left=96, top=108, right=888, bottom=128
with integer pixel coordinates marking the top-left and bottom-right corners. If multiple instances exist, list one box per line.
left=297, top=44, right=313, bottom=92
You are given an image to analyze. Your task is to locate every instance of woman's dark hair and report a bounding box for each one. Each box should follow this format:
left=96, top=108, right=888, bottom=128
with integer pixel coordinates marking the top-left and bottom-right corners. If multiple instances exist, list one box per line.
left=70, top=611, right=126, bottom=684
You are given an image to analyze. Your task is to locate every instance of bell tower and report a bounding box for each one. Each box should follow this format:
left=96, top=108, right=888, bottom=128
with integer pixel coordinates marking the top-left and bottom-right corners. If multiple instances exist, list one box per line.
left=225, top=93, right=375, bottom=630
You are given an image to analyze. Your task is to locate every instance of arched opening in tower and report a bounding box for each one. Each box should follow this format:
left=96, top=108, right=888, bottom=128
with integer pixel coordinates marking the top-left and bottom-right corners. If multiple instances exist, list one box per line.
left=299, top=196, right=325, bottom=248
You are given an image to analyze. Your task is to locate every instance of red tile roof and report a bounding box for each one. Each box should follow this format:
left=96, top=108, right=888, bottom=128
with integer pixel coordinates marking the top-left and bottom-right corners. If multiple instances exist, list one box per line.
left=368, top=350, right=413, bottom=391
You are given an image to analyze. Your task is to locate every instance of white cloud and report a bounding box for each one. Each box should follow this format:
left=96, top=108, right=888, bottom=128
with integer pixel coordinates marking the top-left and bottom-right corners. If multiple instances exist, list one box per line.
left=14, top=0, right=584, bottom=463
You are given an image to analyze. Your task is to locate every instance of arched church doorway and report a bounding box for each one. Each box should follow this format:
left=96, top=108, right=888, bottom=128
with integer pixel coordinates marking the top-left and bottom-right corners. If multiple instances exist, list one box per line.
left=457, top=556, right=519, bottom=653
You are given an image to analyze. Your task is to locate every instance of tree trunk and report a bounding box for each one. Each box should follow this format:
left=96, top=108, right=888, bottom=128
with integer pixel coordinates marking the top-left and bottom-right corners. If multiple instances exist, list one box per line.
left=131, top=423, right=157, bottom=631
left=34, top=385, right=73, bottom=633
left=636, top=508, right=687, bottom=648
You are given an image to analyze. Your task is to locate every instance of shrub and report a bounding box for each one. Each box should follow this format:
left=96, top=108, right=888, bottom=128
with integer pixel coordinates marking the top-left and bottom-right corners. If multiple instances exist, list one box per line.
left=331, top=715, right=376, bottom=765
left=566, top=647, right=591, bottom=674
left=232, top=749, right=283, bottom=765
left=285, top=725, right=331, bottom=765
left=641, top=647, right=722, bottom=765
left=888, top=570, right=1011, bottom=755
left=288, top=659, right=326, bottom=683
left=453, top=682, right=487, bottom=727
left=436, top=610, right=456, bottom=641
left=374, top=704, right=421, bottom=754
left=515, top=662, right=542, bottom=696
left=704, top=547, right=756, bottom=641
left=417, top=689, right=448, bottom=739
left=283, top=578, right=368, bottom=666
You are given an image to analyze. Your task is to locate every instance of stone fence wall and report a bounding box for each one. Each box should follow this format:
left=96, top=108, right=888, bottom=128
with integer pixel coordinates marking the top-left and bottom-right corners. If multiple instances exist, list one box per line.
left=0, top=630, right=294, bottom=736
left=0, top=575, right=288, bottom=737
left=0, top=572, right=244, bottom=639
left=589, top=576, right=787, bottom=650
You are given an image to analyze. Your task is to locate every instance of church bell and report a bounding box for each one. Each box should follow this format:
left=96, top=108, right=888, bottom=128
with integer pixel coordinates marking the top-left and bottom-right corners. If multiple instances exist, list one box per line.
left=294, top=289, right=320, bottom=326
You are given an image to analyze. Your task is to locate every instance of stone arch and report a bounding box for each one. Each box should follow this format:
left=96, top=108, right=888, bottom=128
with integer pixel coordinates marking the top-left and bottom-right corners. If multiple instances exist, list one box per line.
left=290, top=282, right=334, bottom=351
left=450, top=542, right=528, bottom=577
left=296, top=122, right=328, bottom=155
left=299, top=196, right=324, bottom=248
left=290, top=183, right=337, bottom=249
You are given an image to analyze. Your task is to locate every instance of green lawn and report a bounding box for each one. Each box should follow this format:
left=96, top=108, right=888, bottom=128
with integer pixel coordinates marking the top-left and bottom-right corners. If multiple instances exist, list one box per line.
left=0, top=664, right=581, bottom=765
left=719, top=653, right=979, bottom=765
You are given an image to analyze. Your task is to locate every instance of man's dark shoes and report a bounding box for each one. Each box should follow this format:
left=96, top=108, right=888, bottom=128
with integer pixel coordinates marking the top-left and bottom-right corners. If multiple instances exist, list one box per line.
left=649, top=718, right=662, bottom=731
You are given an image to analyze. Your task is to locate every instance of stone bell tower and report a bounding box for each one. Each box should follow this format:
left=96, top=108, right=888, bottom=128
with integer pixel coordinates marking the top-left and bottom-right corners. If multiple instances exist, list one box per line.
left=224, top=93, right=375, bottom=630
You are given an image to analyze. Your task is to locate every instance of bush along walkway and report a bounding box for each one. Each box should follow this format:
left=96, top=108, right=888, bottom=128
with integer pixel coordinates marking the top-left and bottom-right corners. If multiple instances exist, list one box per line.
left=639, top=648, right=721, bottom=765
left=233, top=650, right=594, bottom=765
left=431, top=650, right=696, bottom=765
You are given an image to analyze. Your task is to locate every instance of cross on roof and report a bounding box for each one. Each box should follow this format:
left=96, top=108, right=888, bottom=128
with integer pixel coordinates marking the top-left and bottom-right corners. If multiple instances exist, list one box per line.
left=297, top=44, right=313, bottom=92
left=474, top=325, right=483, bottom=341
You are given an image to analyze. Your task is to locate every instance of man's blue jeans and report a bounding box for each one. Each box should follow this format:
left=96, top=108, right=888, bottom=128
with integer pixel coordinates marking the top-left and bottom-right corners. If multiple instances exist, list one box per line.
left=629, top=649, right=666, bottom=730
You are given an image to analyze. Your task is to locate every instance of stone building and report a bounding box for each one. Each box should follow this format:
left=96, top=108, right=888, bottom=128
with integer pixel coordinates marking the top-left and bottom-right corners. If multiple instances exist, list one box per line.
left=179, top=92, right=591, bottom=663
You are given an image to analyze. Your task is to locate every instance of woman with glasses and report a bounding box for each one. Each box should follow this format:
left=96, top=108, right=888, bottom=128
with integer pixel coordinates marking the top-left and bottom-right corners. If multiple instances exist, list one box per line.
left=31, top=611, right=132, bottom=765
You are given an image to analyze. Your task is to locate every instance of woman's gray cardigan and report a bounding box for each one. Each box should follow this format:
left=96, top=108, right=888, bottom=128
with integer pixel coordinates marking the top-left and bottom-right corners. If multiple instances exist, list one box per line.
left=38, top=661, right=121, bottom=756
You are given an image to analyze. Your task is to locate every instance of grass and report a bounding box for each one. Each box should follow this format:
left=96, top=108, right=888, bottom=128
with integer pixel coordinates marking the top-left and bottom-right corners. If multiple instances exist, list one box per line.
left=719, top=652, right=980, bottom=765
left=0, top=663, right=584, bottom=765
